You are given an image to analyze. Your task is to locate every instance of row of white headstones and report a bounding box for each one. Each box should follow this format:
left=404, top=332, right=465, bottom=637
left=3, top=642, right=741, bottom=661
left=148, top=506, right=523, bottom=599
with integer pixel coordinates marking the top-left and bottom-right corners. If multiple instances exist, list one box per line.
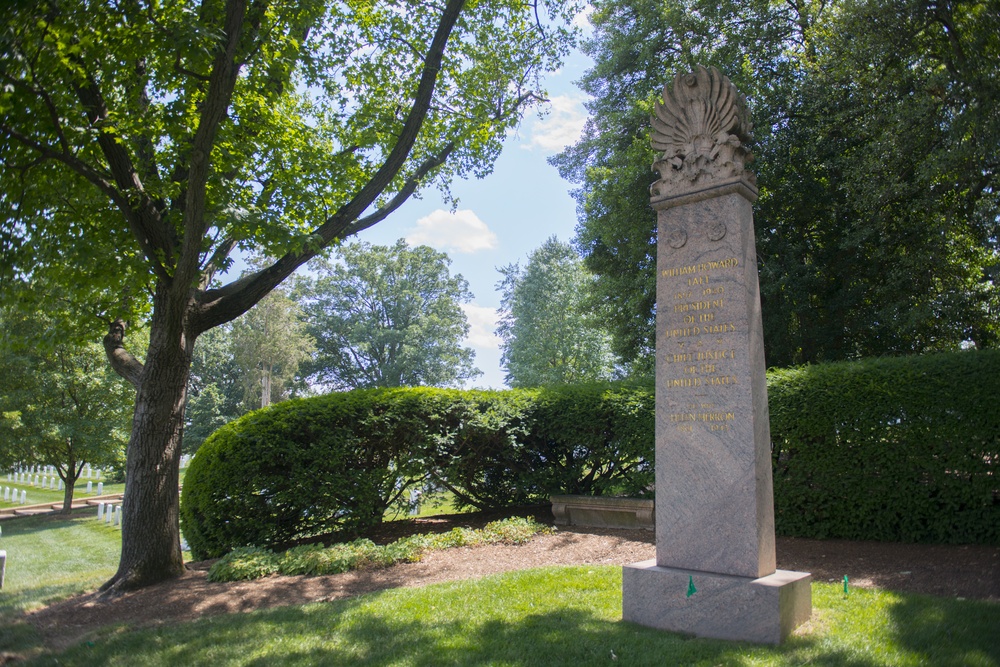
left=2, top=479, right=109, bottom=504
left=97, top=501, right=123, bottom=527
left=11, top=462, right=107, bottom=479
left=2, top=455, right=194, bottom=507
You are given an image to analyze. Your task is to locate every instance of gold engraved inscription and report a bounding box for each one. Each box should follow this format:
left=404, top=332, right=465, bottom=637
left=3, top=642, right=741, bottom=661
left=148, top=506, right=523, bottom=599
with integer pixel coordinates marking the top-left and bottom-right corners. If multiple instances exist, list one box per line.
left=662, top=256, right=742, bottom=432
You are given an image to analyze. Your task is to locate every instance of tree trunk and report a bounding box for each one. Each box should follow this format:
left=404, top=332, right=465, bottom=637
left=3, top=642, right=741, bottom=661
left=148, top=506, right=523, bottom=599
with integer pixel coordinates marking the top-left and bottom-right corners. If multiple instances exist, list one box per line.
left=101, top=287, right=194, bottom=593
left=60, top=465, right=75, bottom=514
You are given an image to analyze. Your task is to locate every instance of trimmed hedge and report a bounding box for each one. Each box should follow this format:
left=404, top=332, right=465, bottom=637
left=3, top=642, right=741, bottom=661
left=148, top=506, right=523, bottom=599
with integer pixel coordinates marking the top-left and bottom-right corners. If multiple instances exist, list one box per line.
left=181, top=388, right=434, bottom=559
left=181, top=350, right=999, bottom=558
left=181, top=384, right=654, bottom=559
left=434, top=384, right=654, bottom=509
left=770, top=350, right=999, bottom=544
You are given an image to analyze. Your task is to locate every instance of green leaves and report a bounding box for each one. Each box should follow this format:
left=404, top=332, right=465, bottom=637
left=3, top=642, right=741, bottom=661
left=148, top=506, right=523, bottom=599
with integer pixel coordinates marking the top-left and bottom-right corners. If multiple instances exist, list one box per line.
left=298, top=240, right=480, bottom=390
left=496, top=237, right=620, bottom=387
left=770, top=350, right=1000, bottom=544
left=555, top=0, right=1000, bottom=368
left=1, top=0, right=581, bottom=315
left=0, top=308, right=132, bottom=480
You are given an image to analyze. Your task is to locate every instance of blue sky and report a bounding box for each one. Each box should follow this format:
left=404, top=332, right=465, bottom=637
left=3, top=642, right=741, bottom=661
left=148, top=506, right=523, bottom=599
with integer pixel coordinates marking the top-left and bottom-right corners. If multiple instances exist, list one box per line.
left=359, top=24, right=596, bottom=389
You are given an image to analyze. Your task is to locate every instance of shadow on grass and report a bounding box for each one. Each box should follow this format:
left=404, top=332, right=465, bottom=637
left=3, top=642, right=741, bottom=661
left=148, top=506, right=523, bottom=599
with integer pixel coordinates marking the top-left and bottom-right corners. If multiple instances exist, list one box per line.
left=888, top=591, right=1000, bottom=665
left=18, top=569, right=1000, bottom=666
left=0, top=510, right=101, bottom=538
left=45, top=591, right=889, bottom=667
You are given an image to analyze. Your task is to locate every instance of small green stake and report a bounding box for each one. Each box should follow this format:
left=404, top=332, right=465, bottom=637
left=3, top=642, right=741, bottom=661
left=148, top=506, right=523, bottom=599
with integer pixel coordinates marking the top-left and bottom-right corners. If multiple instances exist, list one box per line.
left=687, top=575, right=697, bottom=598
left=843, top=575, right=849, bottom=596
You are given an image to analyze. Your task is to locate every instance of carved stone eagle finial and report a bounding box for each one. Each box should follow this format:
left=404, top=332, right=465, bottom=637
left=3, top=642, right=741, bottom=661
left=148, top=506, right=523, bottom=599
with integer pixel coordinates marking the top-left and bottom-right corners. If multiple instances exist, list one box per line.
left=650, top=66, right=755, bottom=199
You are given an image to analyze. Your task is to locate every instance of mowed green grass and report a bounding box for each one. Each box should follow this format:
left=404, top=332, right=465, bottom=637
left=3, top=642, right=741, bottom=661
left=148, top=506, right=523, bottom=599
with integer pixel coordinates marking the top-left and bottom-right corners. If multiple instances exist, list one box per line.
left=2, top=513, right=998, bottom=667
left=0, top=473, right=123, bottom=510
left=18, top=569, right=1000, bottom=667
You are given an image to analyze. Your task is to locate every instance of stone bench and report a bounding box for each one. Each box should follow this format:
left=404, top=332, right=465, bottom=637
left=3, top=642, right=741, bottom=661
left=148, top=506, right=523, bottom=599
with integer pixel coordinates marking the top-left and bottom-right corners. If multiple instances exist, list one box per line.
left=550, top=495, right=654, bottom=530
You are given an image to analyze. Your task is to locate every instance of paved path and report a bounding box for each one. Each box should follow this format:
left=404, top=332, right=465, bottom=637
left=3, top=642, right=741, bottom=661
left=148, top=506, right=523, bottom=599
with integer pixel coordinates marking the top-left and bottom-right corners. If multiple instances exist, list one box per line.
left=0, top=494, right=125, bottom=520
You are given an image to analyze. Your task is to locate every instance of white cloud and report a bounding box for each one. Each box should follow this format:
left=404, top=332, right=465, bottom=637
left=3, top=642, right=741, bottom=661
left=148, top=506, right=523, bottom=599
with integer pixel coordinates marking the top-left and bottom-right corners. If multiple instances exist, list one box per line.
left=573, top=4, right=595, bottom=30
left=405, top=209, right=498, bottom=254
left=461, top=303, right=501, bottom=349
left=524, top=94, right=588, bottom=153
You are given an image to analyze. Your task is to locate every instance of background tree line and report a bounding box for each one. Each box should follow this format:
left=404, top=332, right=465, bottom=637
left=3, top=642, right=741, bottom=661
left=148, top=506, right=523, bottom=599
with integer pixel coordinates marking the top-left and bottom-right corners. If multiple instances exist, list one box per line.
left=186, top=240, right=481, bottom=453
left=552, top=0, right=1000, bottom=370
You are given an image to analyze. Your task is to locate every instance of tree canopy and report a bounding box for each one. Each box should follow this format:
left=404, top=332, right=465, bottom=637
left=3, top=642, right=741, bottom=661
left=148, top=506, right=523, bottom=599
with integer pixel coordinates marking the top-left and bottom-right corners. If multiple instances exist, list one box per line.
left=0, top=0, right=580, bottom=591
left=298, top=239, right=480, bottom=390
left=553, top=0, right=1000, bottom=369
left=0, top=310, right=132, bottom=511
left=496, top=236, right=617, bottom=387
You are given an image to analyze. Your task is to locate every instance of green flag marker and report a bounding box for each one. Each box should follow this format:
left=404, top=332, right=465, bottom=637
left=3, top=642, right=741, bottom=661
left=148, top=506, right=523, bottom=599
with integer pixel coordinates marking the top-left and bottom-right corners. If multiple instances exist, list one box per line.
left=687, top=575, right=697, bottom=598
left=843, top=575, right=849, bottom=596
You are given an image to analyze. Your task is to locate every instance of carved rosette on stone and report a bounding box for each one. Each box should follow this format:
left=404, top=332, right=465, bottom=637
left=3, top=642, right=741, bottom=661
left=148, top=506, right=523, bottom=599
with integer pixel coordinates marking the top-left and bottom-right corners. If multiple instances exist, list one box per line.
left=650, top=66, right=756, bottom=206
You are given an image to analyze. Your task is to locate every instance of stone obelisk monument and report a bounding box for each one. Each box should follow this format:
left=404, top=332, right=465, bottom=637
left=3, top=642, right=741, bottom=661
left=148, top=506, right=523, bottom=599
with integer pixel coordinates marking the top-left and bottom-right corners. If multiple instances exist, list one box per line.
left=621, top=66, right=811, bottom=644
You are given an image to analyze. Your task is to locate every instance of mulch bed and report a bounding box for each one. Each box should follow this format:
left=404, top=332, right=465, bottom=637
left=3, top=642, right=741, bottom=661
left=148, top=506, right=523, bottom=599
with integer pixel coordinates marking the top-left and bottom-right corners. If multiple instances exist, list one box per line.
left=22, top=508, right=1000, bottom=652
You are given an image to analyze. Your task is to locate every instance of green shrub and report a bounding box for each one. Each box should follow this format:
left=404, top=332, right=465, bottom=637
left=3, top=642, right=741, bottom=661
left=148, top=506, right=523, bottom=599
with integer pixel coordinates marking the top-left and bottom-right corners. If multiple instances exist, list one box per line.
left=523, top=383, right=654, bottom=498
left=769, top=350, right=999, bottom=544
left=279, top=540, right=392, bottom=576
left=480, top=516, right=554, bottom=544
left=432, top=384, right=654, bottom=510
left=184, top=352, right=997, bottom=553
left=181, top=384, right=655, bottom=558
left=207, top=547, right=280, bottom=582
left=181, top=389, right=433, bottom=559
left=206, top=518, right=553, bottom=583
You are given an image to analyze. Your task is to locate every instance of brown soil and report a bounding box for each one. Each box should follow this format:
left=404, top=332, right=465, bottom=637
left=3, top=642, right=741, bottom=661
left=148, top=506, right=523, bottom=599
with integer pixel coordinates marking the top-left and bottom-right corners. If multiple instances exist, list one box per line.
left=25, top=510, right=1000, bottom=652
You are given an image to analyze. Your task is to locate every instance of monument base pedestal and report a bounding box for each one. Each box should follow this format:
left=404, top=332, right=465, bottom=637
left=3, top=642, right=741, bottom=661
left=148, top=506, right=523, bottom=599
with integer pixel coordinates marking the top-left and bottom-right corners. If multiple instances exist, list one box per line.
left=622, top=560, right=812, bottom=644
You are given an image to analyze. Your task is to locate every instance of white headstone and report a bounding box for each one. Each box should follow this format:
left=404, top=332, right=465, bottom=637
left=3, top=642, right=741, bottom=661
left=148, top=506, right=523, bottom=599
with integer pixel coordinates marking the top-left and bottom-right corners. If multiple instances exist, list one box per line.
left=97, top=482, right=104, bottom=495
left=3, top=487, right=8, bottom=501
left=114, top=505, right=122, bottom=527
left=106, top=504, right=114, bottom=524
left=19, top=490, right=26, bottom=504
left=33, top=475, right=38, bottom=486
left=86, top=480, right=93, bottom=493
left=58, top=479, right=63, bottom=491
left=98, top=502, right=105, bottom=520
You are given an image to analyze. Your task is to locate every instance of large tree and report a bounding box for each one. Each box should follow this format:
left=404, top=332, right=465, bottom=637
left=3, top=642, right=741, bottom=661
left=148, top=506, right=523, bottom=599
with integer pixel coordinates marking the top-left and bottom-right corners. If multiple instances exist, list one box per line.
left=298, top=239, right=480, bottom=390
left=553, top=0, right=1000, bottom=369
left=0, top=0, right=578, bottom=591
left=496, top=236, right=616, bottom=387
left=230, top=286, right=314, bottom=408
left=0, top=311, right=132, bottom=512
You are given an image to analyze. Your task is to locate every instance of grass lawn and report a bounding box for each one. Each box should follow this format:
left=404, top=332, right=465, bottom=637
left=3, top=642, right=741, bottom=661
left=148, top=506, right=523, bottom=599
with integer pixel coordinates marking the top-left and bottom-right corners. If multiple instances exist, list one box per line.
left=0, top=475, right=124, bottom=510
left=2, top=514, right=998, bottom=667
left=383, top=489, right=468, bottom=521
left=1, top=465, right=193, bottom=511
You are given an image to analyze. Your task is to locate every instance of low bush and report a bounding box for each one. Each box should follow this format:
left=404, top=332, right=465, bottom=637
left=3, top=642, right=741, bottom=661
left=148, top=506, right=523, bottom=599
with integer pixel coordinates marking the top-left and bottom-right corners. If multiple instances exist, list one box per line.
left=184, top=350, right=997, bottom=555
left=206, top=517, right=554, bottom=582
left=432, top=384, right=654, bottom=509
left=206, top=547, right=280, bottom=582
left=181, top=389, right=432, bottom=559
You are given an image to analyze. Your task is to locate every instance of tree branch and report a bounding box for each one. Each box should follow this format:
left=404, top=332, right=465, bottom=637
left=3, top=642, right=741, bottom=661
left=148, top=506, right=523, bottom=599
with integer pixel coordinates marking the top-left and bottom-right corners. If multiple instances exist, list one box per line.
left=102, top=319, right=144, bottom=389
left=343, top=142, right=455, bottom=237
left=73, top=72, right=178, bottom=276
left=0, top=123, right=173, bottom=283
left=191, top=0, right=467, bottom=335
left=178, top=0, right=261, bottom=287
